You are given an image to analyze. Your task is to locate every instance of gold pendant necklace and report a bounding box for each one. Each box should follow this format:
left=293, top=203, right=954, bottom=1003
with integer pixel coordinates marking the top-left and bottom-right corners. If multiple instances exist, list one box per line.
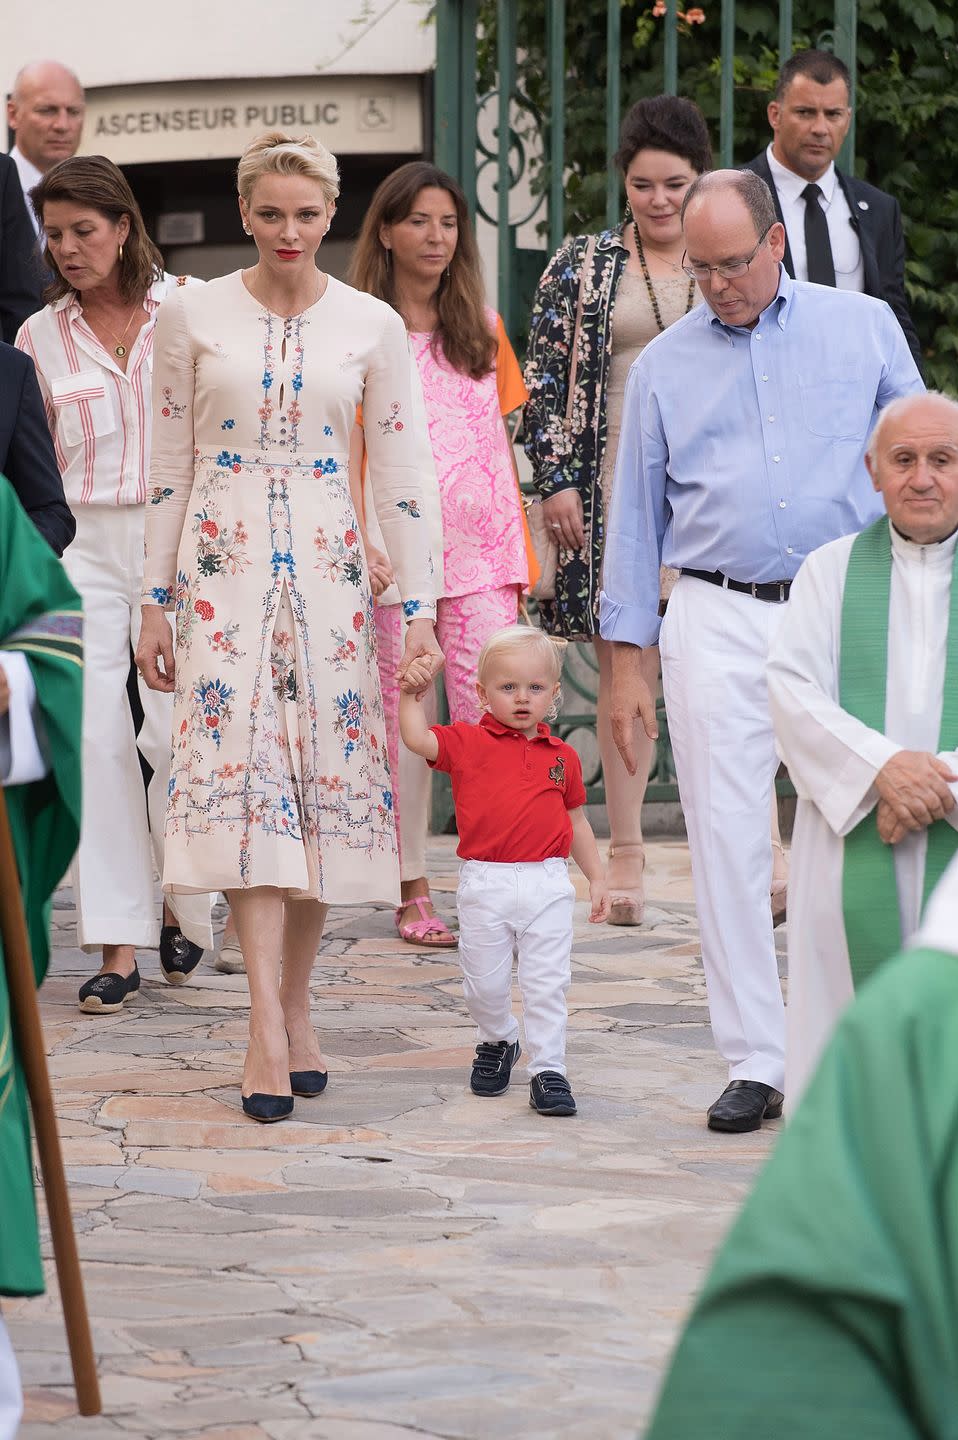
left=87, top=304, right=139, bottom=359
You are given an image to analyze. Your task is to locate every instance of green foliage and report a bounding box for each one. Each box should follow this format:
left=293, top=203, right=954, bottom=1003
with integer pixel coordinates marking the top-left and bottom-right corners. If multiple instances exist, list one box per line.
left=476, top=0, right=958, bottom=388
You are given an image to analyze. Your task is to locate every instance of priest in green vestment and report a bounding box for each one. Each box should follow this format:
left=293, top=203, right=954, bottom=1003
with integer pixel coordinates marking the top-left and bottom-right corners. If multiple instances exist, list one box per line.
left=767, top=391, right=958, bottom=1104
left=0, top=473, right=82, bottom=1433
left=644, top=849, right=958, bottom=1440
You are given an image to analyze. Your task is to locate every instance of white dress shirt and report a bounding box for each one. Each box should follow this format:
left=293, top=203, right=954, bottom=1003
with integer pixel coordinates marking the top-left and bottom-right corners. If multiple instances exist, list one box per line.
left=15, top=273, right=195, bottom=508
left=766, top=144, right=865, bottom=293
left=0, top=652, right=48, bottom=785
left=10, top=145, right=42, bottom=236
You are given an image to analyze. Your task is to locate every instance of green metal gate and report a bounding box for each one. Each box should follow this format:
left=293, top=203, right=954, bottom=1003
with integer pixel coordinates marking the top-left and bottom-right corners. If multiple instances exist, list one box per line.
left=431, top=1, right=858, bottom=813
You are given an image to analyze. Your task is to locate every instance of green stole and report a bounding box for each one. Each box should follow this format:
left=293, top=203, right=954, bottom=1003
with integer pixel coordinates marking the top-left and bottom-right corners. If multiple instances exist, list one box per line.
left=0, top=474, right=83, bottom=1297
left=840, top=515, right=958, bottom=989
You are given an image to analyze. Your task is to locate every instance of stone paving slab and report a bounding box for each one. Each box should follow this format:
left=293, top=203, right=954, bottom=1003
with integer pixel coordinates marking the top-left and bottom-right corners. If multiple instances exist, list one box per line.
left=7, top=838, right=788, bottom=1439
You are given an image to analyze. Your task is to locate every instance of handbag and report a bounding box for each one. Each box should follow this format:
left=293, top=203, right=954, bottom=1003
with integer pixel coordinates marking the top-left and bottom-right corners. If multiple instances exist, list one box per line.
left=527, top=234, right=597, bottom=602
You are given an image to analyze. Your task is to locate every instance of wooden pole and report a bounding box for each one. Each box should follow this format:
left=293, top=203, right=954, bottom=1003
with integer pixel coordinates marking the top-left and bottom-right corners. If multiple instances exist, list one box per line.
left=0, top=789, right=100, bottom=1417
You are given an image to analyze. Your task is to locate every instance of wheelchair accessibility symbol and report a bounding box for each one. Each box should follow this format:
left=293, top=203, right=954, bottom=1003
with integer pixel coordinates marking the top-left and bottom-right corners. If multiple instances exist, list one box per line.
left=358, top=96, right=394, bottom=131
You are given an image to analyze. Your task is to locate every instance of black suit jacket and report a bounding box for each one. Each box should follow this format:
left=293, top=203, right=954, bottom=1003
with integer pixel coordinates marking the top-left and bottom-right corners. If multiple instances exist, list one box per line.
left=0, top=343, right=75, bottom=555
left=743, top=150, right=922, bottom=368
left=0, top=154, right=43, bottom=345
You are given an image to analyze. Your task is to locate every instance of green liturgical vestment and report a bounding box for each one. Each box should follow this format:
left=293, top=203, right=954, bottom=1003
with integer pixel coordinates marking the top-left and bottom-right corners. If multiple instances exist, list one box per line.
left=0, top=475, right=82, bottom=1296
left=840, top=515, right=958, bottom=988
left=645, top=944, right=958, bottom=1440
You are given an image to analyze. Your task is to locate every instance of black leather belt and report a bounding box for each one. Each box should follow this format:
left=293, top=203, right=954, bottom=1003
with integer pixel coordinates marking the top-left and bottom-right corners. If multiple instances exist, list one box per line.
left=682, top=568, right=792, bottom=603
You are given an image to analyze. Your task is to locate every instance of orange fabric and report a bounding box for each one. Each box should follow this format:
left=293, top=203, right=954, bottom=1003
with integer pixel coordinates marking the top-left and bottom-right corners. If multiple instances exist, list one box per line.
left=495, top=314, right=528, bottom=416
left=493, top=317, right=538, bottom=590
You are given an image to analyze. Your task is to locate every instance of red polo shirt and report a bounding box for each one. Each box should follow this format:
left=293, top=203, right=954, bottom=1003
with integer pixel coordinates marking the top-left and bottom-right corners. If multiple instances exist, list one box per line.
left=428, top=713, right=587, bottom=862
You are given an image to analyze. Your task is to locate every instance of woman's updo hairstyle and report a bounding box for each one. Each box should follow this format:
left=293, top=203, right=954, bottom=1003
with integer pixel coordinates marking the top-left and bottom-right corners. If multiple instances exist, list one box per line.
left=237, top=130, right=340, bottom=205
left=614, top=95, right=712, bottom=176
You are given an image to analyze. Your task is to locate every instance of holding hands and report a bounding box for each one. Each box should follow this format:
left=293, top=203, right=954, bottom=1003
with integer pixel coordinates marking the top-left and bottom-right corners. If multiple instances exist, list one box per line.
left=874, top=749, right=958, bottom=845
left=397, top=617, right=444, bottom=695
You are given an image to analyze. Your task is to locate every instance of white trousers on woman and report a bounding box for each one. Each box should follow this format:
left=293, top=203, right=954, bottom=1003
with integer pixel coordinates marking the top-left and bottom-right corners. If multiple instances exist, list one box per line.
left=61, top=505, right=212, bottom=954
left=456, top=857, right=576, bottom=1076
left=0, top=1317, right=22, bottom=1440
left=659, top=575, right=787, bottom=1091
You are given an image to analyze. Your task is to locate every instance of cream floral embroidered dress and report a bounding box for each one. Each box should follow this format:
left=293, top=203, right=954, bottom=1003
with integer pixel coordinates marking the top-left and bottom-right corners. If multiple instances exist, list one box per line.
left=143, top=271, right=435, bottom=903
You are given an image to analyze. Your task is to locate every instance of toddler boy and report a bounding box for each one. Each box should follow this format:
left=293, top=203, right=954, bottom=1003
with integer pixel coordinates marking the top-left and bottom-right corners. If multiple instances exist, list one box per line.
left=400, top=625, right=608, bottom=1115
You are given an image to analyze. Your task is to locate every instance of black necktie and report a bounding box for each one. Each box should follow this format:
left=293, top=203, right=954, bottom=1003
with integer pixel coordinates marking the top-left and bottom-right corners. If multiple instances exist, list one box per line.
left=801, top=182, right=836, bottom=287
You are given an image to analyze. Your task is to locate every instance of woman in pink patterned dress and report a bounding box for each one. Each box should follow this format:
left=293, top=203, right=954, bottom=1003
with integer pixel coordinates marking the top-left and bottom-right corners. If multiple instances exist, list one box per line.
left=350, top=163, right=534, bottom=947
left=136, top=134, right=441, bottom=1122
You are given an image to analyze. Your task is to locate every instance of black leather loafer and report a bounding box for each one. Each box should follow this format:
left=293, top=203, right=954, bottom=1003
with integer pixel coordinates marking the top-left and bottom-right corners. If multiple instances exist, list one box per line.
left=290, top=1069, right=328, bottom=1097
left=242, top=1093, right=294, bottom=1123
left=78, top=963, right=140, bottom=1014
left=470, top=1039, right=521, bottom=1096
left=707, top=1080, right=784, bottom=1133
left=159, top=926, right=203, bottom=986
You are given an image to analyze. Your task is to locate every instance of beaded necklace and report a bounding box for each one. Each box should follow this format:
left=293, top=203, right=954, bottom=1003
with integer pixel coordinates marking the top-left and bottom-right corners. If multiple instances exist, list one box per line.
left=634, top=223, right=696, bottom=333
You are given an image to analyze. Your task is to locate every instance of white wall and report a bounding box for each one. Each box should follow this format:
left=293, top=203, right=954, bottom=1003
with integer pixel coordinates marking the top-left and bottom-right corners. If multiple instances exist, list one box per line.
left=3, top=0, right=435, bottom=97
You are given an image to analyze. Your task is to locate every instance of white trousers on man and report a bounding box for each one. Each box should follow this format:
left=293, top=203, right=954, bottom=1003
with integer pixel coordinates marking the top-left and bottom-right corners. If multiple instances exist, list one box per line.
left=456, top=857, right=576, bottom=1076
left=62, top=505, right=212, bottom=954
left=659, top=575, right=788, bottom=1091
left=0, top=1317, right=22, bottom=1440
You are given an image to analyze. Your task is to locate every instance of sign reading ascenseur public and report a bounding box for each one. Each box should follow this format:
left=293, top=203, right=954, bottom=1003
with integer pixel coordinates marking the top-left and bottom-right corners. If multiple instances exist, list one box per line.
left=82, top=76, right=422, bottom=164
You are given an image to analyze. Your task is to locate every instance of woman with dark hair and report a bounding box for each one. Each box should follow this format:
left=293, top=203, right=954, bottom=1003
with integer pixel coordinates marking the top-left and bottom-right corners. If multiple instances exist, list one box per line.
left=524, top=97, right=709, bottom=925
left=350, top=161, right=534, bottom=947
left=15, top=154, right=212, bottom=1011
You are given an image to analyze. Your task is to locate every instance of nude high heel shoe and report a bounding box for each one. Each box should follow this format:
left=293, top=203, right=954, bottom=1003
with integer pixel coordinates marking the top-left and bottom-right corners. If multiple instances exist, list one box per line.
left=607, top=842, right=646, bottom=926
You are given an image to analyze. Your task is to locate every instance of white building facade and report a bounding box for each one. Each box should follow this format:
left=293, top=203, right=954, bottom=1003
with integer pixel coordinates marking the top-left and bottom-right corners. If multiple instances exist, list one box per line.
left=3, top=0, right=437, bottom=277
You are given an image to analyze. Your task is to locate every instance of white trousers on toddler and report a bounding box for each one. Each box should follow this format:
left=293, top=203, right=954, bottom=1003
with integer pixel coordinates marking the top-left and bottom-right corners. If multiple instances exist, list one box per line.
left=0, top=1316, right=22, bottom=1440
left=456, top=857, right=576, bottom=1077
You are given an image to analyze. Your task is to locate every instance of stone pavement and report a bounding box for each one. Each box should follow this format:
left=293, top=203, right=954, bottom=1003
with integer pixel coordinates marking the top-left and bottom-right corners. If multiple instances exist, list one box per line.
left=8, top=837, right=787, bottom=1440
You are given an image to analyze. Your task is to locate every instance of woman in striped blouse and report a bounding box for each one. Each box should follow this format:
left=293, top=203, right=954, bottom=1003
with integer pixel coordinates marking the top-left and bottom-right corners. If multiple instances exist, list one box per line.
left=16, top=155, right=212, bottom=1012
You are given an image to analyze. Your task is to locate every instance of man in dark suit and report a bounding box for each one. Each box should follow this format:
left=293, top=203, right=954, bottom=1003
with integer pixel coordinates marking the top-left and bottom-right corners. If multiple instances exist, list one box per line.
left=743, top=49, right=921, bottom=367
left=0, top=342, right=74, bottom=555
left=0, top=156, right=43, bottom=344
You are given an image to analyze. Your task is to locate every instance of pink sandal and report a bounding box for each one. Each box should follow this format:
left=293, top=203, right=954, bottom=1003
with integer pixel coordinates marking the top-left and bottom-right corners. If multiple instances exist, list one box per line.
left=394, top=896, right=458, bottom=949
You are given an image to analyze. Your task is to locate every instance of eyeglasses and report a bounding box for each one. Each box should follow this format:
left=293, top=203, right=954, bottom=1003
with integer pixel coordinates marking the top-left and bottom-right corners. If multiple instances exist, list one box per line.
left=682, top=224, right=773, bottom=282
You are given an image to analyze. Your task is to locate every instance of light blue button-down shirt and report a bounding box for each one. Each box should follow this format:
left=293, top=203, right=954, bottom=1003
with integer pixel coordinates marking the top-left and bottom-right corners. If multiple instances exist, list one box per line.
left=599, top=268, right=924, bottom=647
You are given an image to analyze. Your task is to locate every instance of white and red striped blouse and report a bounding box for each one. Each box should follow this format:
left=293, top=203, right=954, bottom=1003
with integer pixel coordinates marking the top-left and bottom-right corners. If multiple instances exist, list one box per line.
left=15, top=273, right=195, bottom=508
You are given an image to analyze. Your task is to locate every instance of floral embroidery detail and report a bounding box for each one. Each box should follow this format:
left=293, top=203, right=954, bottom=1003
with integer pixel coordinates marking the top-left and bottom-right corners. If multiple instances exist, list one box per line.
left=328, top=629, right=359, bottom=671
left=160, top=386, right=186, bottom=420
left=193, top=676, right=235, bottom=749
left=258, top=313, right=307, bottom=452
left=396, top=499, right=421, bottom=518
left=175, top=274, right=189, bottom=287
left=333, top=688, right=364, bottom=760
left=216, top=450, right=242, bottom=469
left=323, top=425, right=333, bottom=437
left=175, top=571, right=199, bottom=649
left=311, top=458, right=338, bottom=476
left=149, top=486, right=174, bottom=505
left=194, top=599, right=215, bottom=622
left=221, top=418, right=236, bottom=430
left=378, top=401, right=404, bottom=435
left=271, top=548, right=296, bottom=577
left=208, top=623, right=244, bottom=665
left=150, top=584, right=174, bottom=605
left=193, top=505, right=250, bottom=578
left=313, top=526, right=362, bottom=586
left=271, top=628, right=297, bottom=703
left=403, top=599, right=423, bottom=618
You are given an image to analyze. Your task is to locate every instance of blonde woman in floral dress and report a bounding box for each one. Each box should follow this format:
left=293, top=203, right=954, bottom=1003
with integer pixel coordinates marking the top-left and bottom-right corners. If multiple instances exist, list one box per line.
left=136, top=133, right=440, bottom=1122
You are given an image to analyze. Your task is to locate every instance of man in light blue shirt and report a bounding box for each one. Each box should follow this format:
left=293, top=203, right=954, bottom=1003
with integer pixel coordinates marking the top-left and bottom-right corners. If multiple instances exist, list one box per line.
left=600, top=169, right=922, bottom=1135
